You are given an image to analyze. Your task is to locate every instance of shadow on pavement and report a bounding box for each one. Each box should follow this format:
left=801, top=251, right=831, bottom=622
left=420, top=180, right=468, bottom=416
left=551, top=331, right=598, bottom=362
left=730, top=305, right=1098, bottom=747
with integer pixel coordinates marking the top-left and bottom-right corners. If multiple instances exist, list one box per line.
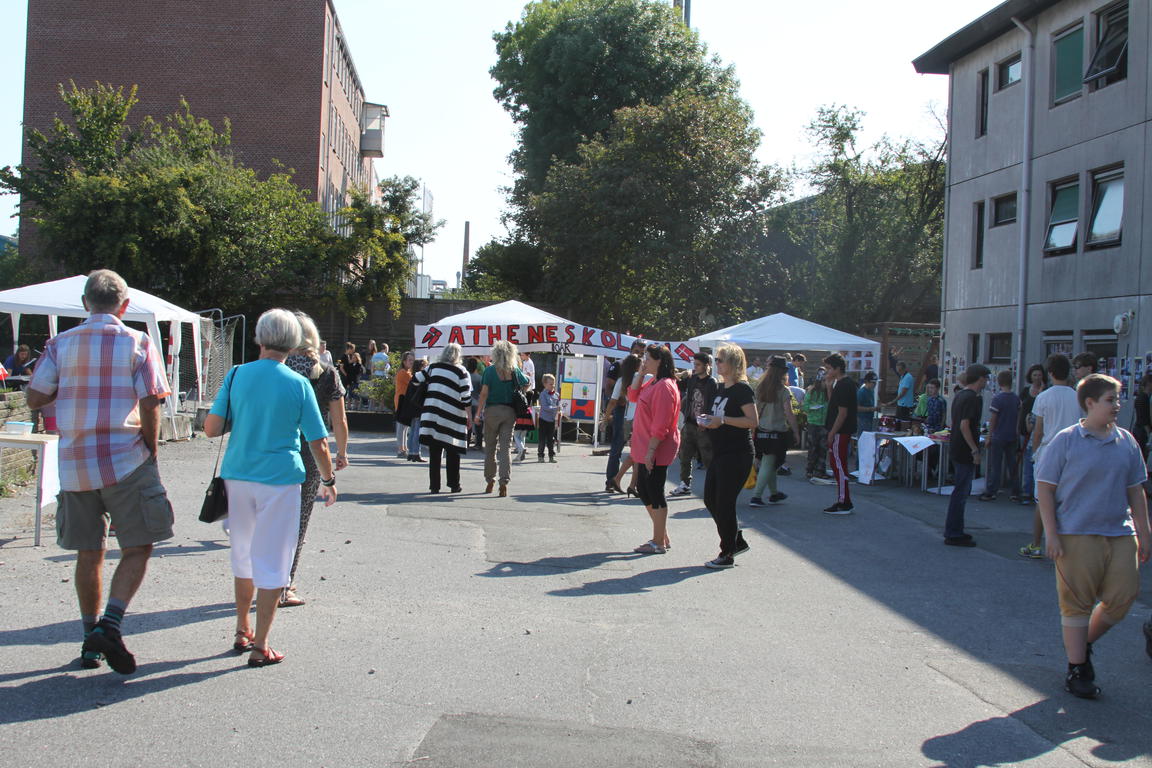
left=547, top=565, right=717, bottom=597
left=42, top=539, right=228, bottom=563
left=0, top=602, right=236, bottom=647
left=0, top=655, right=242, bottom=724
left=478, top=551, right=643, bottom=577
left=922, top=695, right=1151, bottom=766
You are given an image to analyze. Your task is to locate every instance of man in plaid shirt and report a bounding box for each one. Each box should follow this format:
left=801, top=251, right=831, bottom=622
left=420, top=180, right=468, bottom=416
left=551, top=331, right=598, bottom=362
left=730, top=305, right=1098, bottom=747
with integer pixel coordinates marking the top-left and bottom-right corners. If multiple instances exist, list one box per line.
left=27, top=270, right=173, bottom=674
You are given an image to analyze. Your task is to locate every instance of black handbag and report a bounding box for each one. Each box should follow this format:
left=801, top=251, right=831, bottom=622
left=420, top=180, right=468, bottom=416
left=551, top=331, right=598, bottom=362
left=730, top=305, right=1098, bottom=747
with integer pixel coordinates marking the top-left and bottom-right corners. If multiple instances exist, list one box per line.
left=511, top=389, right=531, bottom=419
left=199, top=368, right=236, bottom=523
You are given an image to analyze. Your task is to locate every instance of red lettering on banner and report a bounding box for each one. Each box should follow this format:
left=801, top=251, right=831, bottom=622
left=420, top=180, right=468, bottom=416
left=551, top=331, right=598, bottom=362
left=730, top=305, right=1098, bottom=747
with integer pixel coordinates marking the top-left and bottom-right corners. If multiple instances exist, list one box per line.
left=616, top=335, right=631, bottom=352
left=564, top=325, right=575, bottom=343
left=448, top=327, right=464, bottom=346
left=600, top=331, right=616, bottom=348
left=487, top=326, right=502, bottom=345
left=466, top=325, right=484, bottom=345
left=527, top=325, right=544, bottom=344
left=508, top=325, right=520, bottom=344
left=545, top=326, right=557, bottom=343
left=581, top=327, right=596, bottom=345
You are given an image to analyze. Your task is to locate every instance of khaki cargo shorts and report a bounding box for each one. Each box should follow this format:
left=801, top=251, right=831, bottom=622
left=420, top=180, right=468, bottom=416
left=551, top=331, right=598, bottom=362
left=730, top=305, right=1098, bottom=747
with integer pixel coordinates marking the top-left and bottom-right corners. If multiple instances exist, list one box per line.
left=56, top=456, right=174, bottom=550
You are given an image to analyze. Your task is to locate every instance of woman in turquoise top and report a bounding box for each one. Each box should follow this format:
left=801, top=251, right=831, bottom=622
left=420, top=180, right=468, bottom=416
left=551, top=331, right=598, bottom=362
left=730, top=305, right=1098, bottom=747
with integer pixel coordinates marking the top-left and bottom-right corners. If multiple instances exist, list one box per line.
left=473, top=339, right=529, bottom=496
left=205, top=309, right=337, bottom=668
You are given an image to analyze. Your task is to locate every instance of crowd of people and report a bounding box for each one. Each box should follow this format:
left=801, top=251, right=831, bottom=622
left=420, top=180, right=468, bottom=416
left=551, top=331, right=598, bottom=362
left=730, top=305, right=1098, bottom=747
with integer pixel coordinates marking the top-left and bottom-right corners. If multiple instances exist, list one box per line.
left=19, top=269, right=1151, bottom=703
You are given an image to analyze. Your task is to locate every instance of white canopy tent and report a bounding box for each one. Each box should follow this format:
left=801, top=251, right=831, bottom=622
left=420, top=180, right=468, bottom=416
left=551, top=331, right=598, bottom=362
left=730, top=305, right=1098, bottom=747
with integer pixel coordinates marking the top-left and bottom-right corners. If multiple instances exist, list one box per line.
left=0, top=276, right=205, bottom=418
left=691, top=312, right=880, bottom=355
left=432, top=299, right=572, bottom=328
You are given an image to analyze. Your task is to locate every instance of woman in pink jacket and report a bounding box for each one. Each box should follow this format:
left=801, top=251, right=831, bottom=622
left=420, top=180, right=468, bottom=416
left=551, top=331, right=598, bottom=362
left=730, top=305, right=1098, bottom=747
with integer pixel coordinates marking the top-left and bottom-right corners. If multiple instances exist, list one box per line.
left=631, top=344, right=681, bottom=555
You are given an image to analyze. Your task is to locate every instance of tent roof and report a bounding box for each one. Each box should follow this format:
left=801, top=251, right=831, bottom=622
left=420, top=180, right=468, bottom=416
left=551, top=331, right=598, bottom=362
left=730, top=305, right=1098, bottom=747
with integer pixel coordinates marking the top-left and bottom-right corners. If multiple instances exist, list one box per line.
left=433, top=299, right=575, bottom=326
left=690, top=313, right=878, bottom=352
left=0, top=275, right=201, bottom=324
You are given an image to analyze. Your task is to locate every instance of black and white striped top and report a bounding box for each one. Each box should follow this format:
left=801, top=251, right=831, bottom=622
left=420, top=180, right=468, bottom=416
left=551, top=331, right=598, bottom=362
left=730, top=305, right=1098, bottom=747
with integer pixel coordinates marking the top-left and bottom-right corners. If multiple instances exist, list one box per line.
left=417, top=362, right=472, bottom=451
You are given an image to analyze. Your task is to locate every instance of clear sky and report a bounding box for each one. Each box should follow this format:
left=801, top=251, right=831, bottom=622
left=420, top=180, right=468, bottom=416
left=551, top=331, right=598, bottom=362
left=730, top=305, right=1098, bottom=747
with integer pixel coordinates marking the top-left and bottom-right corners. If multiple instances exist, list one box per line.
left=0, top=0, right=1004, bottom=285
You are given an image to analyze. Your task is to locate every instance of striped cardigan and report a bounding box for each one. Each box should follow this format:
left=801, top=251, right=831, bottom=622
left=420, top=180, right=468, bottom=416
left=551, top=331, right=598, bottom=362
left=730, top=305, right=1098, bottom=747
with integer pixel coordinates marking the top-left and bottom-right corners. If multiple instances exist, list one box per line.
left=417, top=362, right=472, bottom=451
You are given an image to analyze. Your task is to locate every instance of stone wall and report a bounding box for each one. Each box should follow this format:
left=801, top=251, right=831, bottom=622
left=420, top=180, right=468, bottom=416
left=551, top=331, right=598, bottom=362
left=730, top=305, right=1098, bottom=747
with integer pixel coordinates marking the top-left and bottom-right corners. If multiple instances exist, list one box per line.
left=0, top=392, right=36, bottom=486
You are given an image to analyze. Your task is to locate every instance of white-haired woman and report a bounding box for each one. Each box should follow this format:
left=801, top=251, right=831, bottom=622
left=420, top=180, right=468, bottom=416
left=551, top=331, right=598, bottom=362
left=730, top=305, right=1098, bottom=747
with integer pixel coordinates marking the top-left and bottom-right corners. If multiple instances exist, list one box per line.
left=415, top=343, right=472, bottom=493
left=204, top=309, right=337, bottom=667
left=474, top=340, right=529, bottom=497
left=278, top=311, right=350, bottom=607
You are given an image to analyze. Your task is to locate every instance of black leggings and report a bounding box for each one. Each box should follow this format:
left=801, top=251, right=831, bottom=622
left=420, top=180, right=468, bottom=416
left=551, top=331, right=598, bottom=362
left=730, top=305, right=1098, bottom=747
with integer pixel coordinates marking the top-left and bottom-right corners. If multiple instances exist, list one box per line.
left=635, top=464, right=669, bottom=509
left=704, top=452, right=753, bottom=555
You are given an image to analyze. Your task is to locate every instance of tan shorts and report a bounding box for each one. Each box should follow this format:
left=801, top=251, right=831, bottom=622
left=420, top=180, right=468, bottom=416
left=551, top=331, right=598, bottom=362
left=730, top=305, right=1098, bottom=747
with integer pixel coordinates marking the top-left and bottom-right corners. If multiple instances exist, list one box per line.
left=56, top=456, right=174, bottom=550
left=1054, top=534, right=1139, bottom=627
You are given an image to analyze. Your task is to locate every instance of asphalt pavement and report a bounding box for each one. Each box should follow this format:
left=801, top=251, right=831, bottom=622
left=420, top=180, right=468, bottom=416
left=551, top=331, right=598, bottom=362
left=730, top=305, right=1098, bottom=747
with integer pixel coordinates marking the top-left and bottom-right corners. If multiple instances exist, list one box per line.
left=1, top=430, right=1151, bottom=767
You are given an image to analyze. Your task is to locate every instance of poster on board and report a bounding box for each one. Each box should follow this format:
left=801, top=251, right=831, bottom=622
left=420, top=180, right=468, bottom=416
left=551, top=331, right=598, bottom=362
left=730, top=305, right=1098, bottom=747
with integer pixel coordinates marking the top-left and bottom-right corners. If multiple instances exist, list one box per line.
left=558, top=355, right=601, bottom=423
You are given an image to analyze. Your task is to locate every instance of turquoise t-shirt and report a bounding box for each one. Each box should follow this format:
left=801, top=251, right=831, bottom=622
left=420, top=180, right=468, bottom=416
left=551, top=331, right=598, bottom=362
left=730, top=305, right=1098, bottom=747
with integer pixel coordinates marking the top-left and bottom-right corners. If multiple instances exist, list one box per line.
left=210, top=359, right=328, bottom=485
left=481, top=365, right=529, bottom=405
left=897, top=372, right=916, bottom=407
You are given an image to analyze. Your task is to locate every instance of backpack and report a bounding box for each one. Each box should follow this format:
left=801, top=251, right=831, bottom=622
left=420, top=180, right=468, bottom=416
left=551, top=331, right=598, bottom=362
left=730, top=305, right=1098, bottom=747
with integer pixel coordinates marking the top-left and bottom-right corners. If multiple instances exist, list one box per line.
left=398, top=372, right=428, bottom=426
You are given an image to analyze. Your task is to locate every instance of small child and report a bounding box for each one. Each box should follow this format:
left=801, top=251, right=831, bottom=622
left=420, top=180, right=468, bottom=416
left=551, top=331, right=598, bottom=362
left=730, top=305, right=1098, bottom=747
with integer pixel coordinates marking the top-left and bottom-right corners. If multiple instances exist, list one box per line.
left=537, top=374, right=560, bottom=463
left=1035, top=374, right=1151, bottom=698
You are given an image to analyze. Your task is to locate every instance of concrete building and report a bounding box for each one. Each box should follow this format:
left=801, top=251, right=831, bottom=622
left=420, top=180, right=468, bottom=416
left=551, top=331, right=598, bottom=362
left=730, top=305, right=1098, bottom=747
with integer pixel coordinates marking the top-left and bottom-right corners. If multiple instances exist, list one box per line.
left=914, top=0, right=1139, bottom=394
left=20, top=0, right=387, bottom=254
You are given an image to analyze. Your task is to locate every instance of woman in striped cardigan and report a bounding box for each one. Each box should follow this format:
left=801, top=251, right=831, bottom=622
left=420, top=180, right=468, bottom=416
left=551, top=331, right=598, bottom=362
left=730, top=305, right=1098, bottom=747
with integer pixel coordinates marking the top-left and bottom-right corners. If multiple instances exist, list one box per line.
left=416, top=343, right=473, bottom=493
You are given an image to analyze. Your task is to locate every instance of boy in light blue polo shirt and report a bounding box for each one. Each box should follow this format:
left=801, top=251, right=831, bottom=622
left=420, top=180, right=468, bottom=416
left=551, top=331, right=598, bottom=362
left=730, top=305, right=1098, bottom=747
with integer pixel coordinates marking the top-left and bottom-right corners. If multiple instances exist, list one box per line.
left=1035, top=374, right=1151, bottom=699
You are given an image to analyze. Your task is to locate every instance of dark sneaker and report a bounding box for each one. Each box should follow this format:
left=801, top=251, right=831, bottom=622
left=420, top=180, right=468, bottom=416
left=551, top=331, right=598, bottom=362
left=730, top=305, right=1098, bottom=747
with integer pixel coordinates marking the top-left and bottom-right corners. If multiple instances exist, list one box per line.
left=1065, top=663, right=1100, bottom=699
left=768, top=492, right=787, bottom=504
left=1009, top=495, right=1021, bottom=503
left=944, top=536, right=977, bottom=547
left=748, top=497, right=766, bottom=508
left=80, top=649, right=103, bottom=669
left=732, top=531, right=750, bottom=557
left=822, top=502, right=854, bottom=516
left=82, top=626, right=136, bottom=675
left=978, top=493, right=996, bottom=502
left=705, top=554, right=735, bottom=569
left=1144, top=621, right=1152, bottom=661
left=777, top=465, right=792, bottom=476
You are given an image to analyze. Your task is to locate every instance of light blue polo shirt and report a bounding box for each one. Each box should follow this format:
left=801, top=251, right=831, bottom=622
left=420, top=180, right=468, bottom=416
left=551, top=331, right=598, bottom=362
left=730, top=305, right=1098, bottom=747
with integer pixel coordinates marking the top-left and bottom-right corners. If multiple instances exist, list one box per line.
left=210, top=359, right=328, bottom=485
left=897, top=372, right=916, bottom=408
left=1035, top=422, right=1147, bottom=536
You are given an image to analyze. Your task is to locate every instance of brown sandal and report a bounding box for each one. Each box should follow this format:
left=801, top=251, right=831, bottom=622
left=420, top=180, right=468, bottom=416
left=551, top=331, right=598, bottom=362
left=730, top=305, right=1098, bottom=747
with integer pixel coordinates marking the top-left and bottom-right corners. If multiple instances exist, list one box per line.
left=278, top=588, right=305, bottom=608
left=233, top=630, right=254, bottom=653
left=247, top=646, right=285, bottom=667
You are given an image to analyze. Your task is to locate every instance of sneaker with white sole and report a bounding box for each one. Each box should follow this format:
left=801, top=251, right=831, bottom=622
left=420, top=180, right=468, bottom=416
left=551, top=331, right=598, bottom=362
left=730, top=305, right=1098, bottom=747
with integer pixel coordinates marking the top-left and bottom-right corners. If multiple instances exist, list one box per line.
left=810, top=476, right=835, bottom=486
left=748, top=497, right=766, bottom=507
left=768, top=492, right=787, bottom=504
left=705, top=554, right=735, bottom=569
left=1018, top=543, right=1043, bottom=559
left=822, top=502, right=854, bottom=516
left=668, top=483, right=692, bottom=497
left=733, top=531, right=750, bottom=557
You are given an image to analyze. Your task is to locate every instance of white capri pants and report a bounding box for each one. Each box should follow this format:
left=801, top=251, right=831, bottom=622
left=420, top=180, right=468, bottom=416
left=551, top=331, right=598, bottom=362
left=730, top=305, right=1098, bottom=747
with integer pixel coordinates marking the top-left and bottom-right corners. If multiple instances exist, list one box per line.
left=225, top=479, right=302, bottom=590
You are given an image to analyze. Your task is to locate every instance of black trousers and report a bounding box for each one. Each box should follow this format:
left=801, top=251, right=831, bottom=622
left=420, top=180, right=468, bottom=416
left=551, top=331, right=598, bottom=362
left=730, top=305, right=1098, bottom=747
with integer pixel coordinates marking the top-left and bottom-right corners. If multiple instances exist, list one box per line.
left=635, top=464, right=669, bottom=509
left=537, top=419, right=557, bottom=457
left=704, top=451, right=753, bottom=555
left=428, top=442, right=461, bottom=491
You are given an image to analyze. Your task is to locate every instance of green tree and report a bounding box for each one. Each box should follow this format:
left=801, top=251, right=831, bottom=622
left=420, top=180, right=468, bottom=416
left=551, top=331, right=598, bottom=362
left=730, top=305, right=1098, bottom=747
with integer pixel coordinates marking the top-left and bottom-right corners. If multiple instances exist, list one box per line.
left=782, top=105, right=946, bottom=326
left=460, top=238, right=543, bottom=300
left=533, top=91, right=786, bottom=337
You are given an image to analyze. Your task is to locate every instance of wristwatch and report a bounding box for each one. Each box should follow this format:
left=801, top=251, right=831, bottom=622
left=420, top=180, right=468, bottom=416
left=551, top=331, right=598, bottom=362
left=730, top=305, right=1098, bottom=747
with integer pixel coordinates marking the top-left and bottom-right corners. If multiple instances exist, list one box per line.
left=321, top=476, right=336, bottom=487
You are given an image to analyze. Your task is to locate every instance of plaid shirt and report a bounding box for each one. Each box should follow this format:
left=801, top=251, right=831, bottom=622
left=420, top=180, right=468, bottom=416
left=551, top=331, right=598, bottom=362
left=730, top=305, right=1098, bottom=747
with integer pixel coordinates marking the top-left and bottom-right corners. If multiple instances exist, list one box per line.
left=30, top=314, right=171, bottom=491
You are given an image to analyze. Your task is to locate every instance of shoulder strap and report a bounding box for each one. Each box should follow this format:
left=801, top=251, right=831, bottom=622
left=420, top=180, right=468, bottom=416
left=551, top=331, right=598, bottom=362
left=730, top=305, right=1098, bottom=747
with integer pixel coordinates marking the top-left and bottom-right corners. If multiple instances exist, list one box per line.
left=211, top=367, right=237, bottom=477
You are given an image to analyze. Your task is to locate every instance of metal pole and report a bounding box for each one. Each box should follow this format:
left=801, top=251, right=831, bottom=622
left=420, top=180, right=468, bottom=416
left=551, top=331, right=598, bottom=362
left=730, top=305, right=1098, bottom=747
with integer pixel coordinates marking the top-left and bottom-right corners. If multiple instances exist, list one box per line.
left=1012, top=17, right=1036, bottom=386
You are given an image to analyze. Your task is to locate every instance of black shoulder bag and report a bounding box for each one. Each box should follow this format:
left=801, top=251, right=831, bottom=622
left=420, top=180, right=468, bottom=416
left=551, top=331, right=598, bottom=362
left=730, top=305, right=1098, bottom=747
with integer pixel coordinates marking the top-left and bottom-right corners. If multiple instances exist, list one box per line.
left=199, top=368, right=236, bottom=523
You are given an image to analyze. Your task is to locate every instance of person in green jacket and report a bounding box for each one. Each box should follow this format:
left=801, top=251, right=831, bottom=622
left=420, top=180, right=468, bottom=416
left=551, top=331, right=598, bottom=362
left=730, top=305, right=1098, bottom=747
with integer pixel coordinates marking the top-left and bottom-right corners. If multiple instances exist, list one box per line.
left=803, top=369, right=834, bottom=485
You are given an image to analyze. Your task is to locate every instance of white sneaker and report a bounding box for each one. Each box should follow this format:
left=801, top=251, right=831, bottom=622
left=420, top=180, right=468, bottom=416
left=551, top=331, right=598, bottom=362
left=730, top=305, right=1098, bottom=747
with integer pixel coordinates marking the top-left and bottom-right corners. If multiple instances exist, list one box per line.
left=809, top=476, right=835, bottom=486
left=668, top=482, right=692, bottom=497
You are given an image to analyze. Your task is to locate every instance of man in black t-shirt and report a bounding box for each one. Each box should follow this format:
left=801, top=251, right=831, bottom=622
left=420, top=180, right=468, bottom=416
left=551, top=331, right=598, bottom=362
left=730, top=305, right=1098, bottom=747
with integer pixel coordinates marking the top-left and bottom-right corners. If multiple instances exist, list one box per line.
left=823, top=353, right=858, bottom=515
left=670, top=352, right=718, bottom=496
left=945, top=364, right=990, bottom=546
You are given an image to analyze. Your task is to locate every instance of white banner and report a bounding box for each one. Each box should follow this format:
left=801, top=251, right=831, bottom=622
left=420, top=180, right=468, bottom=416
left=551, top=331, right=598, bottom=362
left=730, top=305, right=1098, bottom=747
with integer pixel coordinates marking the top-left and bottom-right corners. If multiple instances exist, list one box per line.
left=413, top=322, right=699, bottom=367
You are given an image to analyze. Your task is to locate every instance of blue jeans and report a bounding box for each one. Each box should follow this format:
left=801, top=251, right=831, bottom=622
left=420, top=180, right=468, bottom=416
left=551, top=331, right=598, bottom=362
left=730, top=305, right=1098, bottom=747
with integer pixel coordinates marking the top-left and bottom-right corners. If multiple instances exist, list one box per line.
left=946, top=460, right=974, bottom=539
left=605, top=405, right=626, bottom=481
left=408, top=416, right=422, bottom=457
left=985, top=438, right=1020, bottom=496
left=1021, top=441, right=1035, bottom=498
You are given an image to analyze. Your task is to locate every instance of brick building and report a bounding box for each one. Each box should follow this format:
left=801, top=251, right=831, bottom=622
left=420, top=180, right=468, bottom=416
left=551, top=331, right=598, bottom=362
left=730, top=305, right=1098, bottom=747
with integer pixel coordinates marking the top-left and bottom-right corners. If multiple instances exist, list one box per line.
left=20, top=0, right=387, bottom=254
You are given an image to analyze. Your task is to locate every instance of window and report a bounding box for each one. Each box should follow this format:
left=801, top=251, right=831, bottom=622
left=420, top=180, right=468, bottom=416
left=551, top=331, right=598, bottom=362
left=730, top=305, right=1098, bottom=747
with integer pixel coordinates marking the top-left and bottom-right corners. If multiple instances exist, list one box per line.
left=1087, top=169, right=1123, bottom=246
left=1044, top=333, right=1073, bottom=358
left=1083, top=332, right=1117, bottom=367
left=988, top=333, right=1012, bottom=364
left=1085, top=3, right=1127, bottom=87
left=992, top=193, right=1017, bottom=225
left=977, top=69, right=990, bottom=136
left=973, top=201, right=985, bottom=268
left=319, top=134, right=325, bottom=171
left=1052, top=26, right=1084, bottom=103
left=968, top=334, right=982, bottom=365
left=1044, top=181, right=1079, bottom=253
left=997, top=54, right=1022, bottom=90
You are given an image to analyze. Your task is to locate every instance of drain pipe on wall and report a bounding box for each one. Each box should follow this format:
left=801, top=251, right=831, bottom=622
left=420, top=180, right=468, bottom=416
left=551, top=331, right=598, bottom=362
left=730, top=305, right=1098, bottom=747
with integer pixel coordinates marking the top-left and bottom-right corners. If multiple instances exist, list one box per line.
left=1012, top=16, right=1036, bottom=381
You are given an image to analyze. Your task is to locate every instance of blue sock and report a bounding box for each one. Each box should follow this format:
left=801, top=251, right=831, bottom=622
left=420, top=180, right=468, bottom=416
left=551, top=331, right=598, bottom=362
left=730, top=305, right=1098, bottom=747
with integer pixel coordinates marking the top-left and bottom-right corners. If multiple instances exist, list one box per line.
left=98, top=598, right=128, bottom=634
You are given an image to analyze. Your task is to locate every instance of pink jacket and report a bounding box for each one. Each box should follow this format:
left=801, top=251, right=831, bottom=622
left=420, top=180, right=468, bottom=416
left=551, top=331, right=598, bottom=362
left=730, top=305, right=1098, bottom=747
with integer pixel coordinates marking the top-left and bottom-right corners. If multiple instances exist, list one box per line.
left=631, top=377, right=681, bottom=466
